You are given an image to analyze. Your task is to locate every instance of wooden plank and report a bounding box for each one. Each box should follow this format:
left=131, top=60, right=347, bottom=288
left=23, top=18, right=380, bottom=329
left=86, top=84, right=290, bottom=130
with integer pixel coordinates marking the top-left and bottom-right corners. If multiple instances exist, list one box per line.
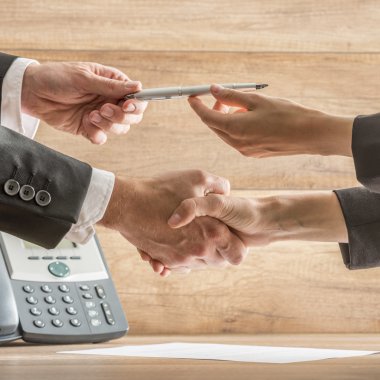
left=3, top=336, right=380, bottom=380
left=14, top=49, right=380, bottom=189
left=1, top=0, right=380, bottom=52
left=92, top=190, right=380, bottom=334
left=2, top=335, right=380, bottom=380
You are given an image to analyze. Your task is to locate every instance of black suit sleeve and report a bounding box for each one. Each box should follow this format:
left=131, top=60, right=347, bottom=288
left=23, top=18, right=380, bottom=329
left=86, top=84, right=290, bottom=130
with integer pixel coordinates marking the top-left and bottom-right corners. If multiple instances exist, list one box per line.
left=0, top=127, right=92, bottom=249
left=0, top=52, right=92, bottom=248
left=352, top=113, right=380, bottom=192
left=334, top=113, right=380, bottom=269
left=334, top=187, right=380, bottom=269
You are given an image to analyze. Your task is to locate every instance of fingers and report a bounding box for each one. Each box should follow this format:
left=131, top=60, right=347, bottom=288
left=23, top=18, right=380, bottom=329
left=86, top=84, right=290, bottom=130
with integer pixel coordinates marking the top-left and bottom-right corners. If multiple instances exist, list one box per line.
left=204, top=173, right=230, bottom=196
left=168, top=194, right=229, bottom=228
left=213, top=100, right=230, bottom=114
left=90, top=109, right=130, bottom=135
left=188, top=96, right=230, bottom=131
left=189, top=85, right=259, bottom=133
left=87, top=72, right=141, bottom=99
left=88, top=99, right=147, bottom=136
left=210, top=84, right=257, bottom=109
left=82, top=123, right=108, bottom=145
left=137, top=248, right=167, bottom=275
left=216, top=229, right=248, bottom=265
left=138, top=249, right=151, bottom=262
left=190, top=170, right=230, bottom=196
left=120, top=99, right=148, bottom=115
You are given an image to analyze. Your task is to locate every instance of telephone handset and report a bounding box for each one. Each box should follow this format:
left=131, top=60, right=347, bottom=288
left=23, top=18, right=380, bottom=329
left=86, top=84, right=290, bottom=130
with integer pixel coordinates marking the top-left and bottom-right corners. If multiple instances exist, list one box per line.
left=0, top=252, right=21, bottom=342
left=0, top=232, right=128, bottom=344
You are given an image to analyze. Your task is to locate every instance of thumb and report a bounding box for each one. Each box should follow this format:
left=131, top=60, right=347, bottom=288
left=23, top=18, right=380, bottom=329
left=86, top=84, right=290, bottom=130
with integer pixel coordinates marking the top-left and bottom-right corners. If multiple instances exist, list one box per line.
left=168, top=194, right=228, bottom=228
left=210, top=84, right=257, bottom=109
left=87, top=74, right=142, bottom=98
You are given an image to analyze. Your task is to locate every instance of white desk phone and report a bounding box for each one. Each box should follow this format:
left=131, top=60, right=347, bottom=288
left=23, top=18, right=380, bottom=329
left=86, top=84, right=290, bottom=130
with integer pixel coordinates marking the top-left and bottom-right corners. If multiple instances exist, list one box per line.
left=0, top=232, right=128, bottom=344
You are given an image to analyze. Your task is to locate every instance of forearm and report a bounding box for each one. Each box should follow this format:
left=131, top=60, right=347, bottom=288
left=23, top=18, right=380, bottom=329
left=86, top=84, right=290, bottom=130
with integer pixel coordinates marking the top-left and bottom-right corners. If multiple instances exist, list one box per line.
left=259, top=191, right=348, bottom=244
left=303, top=111, right=354, bottom=157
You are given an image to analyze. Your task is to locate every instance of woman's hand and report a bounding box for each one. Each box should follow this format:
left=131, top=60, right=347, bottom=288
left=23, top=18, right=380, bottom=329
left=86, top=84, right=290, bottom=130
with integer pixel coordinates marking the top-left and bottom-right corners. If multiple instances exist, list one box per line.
left=189, top=85, right=354, bottom=158
left=21, top=62, right=148, bottom=144
left=168, top=192, right=348, bottom=246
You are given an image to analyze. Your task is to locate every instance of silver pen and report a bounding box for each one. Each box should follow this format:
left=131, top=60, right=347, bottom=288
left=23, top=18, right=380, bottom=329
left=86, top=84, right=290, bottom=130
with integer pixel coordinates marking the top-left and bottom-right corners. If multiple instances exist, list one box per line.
left=124, top=82, right=268, bottom=101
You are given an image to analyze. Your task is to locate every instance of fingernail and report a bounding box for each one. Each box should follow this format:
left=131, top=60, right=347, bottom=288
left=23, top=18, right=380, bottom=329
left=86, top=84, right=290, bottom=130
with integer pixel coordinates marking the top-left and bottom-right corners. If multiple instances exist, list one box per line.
left=125, top=103, right=136, bottom=113
left=91, top=113, right=102, bottom=123
left=212, top=84, right=223, bottom=94
left=168, top=214, right=181, bottom=226
left=98, top=133, right=107, bottom=145
left=125, top=80, right=141, bottom=88
left=101, top=107, right=114, bottom=118
left=111, top=124, right=126, bottom=134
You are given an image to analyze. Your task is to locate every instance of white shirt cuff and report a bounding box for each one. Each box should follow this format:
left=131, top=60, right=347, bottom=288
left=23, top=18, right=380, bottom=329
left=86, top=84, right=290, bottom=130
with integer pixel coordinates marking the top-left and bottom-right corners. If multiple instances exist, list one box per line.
left=65, top=168, right=115, bottom=244
left=1, top=57, right=40, bottom=138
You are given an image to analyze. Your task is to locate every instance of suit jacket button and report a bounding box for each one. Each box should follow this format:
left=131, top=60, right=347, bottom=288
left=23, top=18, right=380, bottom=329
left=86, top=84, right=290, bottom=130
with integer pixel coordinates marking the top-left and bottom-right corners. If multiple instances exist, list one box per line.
left=35, top=190, right=51, bottom=207
left=4, top=179, right=20, bottom=196
left=20, top=184, right=35, bottom=201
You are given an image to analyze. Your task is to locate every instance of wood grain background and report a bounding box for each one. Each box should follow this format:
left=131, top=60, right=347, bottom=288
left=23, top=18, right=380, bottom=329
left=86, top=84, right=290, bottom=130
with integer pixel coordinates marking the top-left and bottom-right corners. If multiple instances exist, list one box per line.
left=2, top=0, right=380, bottom=334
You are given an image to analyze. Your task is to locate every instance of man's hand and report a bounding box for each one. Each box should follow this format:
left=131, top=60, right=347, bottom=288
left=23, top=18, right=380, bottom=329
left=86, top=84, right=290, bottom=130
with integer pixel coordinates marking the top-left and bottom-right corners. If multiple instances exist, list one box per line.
left=99, top=170, right=248, bottom=276
left=21, top=62, right=148, bottom=144
left=168, top=192, right=348, bottom=246
left=189, top=85, right=354, bottom=158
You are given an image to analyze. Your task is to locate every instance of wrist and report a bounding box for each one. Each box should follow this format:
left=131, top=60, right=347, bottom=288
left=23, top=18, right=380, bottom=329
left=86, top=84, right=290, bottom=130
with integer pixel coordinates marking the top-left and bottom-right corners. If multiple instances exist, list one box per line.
left=21, top=63, right=40, bottom=117
left=307, top=112, right=354, bottom=156
left=259, top=192, right=348, bottom=243
left=99, top=177, right=139, bottom=232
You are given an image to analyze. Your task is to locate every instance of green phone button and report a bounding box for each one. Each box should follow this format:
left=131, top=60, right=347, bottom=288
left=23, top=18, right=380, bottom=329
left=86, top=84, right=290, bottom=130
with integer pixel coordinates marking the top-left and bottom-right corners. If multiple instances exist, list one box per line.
left=48, top=261, right=70, bottom=278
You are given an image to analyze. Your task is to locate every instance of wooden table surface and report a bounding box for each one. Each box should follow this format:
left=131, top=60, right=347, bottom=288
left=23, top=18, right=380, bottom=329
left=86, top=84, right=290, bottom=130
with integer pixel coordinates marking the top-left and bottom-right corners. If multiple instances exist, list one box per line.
left=1, top=334, right=380, bottom=380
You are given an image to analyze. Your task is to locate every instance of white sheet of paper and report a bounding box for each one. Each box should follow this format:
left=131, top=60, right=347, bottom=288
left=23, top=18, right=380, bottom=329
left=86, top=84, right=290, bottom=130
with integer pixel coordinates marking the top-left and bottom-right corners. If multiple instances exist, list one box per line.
left=58, top=342, right=379, bottom=364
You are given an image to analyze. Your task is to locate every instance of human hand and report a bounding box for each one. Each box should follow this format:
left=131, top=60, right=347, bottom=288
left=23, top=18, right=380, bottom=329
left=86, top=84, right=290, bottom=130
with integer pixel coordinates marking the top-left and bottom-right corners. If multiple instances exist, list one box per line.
left=189, top=85, right=354, bottom=158
left=21, top=62, right=148, bottom=144
left=99, top=170, right=248, bottom=277
left=168, top=192, right=348, bottom=246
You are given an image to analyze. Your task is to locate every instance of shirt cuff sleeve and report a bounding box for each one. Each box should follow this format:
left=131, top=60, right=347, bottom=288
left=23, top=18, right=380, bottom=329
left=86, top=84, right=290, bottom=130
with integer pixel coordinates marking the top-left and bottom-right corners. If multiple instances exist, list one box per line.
left=65, top=168, right=115, bottom=244
left=1, top=58, right=40, bottom=138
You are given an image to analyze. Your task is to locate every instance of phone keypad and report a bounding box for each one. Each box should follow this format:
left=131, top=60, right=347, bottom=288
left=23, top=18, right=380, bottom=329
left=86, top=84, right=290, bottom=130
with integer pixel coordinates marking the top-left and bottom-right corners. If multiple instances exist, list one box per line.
left=20, top=281, right=117, bottom=332
left=30, top=307, right=42, bottom=316
left=23, top=285, right=34, bottom=293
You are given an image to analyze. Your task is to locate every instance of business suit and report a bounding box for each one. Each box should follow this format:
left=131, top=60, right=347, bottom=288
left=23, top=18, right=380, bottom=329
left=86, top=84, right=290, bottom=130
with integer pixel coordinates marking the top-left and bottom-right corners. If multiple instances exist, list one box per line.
left=334, top=113, right=380, bottom=269
left=0, top=52, right=92, bottom=248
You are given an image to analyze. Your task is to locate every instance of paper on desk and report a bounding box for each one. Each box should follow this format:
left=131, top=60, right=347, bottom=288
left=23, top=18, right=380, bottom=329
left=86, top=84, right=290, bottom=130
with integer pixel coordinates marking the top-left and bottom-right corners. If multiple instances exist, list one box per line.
left=58, top=342, right=379, bottom=364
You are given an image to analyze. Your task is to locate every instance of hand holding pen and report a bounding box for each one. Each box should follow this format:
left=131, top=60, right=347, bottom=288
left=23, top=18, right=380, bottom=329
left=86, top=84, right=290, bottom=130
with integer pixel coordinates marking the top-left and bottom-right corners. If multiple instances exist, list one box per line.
left=125, top=82, right=268, bottom=100
left=188, top=84, right=354, bottom=158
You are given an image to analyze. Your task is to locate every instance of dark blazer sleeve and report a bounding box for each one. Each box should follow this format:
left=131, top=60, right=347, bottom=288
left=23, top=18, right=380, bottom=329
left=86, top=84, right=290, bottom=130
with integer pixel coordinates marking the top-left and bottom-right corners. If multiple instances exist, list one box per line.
left=333, top=113, right=380, bottom=269
left=352, top=113, right=380, bottom=192
left=0, top=126, right=92, bottom=249
left=0, top=52, right=92, bottom=248
left=334, top=187, right=380, bottom=269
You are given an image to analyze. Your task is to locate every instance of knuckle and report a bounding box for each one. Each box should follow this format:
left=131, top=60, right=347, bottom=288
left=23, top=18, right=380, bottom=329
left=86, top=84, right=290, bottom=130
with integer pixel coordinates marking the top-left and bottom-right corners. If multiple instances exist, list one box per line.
left=180, top=199, right=195, bottom=215
left=191, top=244, right=208, bottom=258
left=222, top=89, right=234, bottom=99
left=193, top=169, right=209, bottom=184
left=204, top=221, right=224, bottom=240
left=104, top=78, right=115, bottom=90
left=208, top=194, right=225, bottom=210
left=230, top=253, right=244, bottom=265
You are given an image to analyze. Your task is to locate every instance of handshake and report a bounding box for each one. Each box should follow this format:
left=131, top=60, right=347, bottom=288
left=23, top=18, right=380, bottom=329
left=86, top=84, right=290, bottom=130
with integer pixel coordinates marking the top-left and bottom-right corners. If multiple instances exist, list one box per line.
left=21, top=61, right=352, bottom=276
left=98, top=169, right=348, bottom=277
left=99, top=170, right=248, bottom=276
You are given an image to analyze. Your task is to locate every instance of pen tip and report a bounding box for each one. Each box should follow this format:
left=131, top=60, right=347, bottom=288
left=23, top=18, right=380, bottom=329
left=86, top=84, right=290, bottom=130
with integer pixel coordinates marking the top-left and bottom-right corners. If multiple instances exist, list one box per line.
left=257, top=84, right=268, bottom=89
